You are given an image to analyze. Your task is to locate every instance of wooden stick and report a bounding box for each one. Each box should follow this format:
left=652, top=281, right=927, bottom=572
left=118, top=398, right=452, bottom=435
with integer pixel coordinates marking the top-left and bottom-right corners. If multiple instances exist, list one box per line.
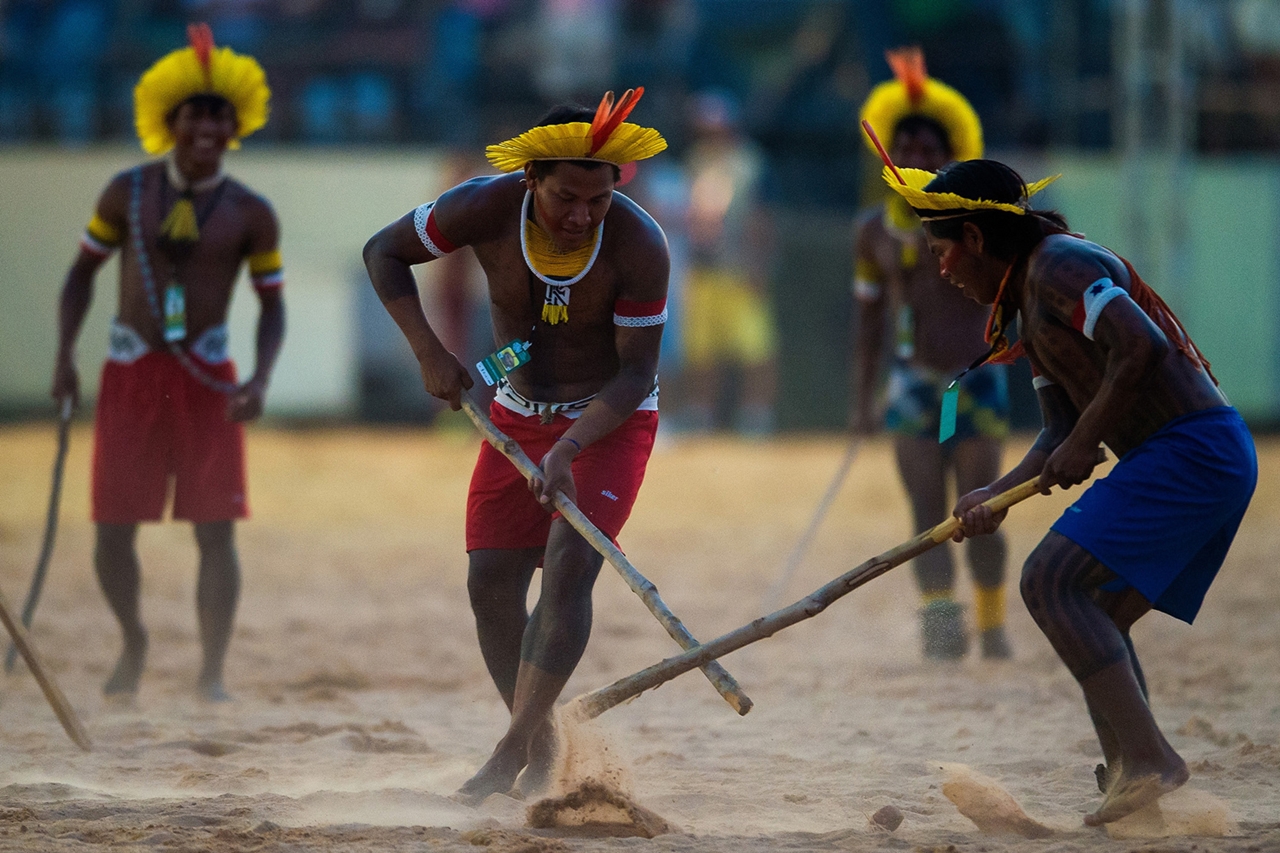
left=459, top=394, right=753, bottom=715
left=0, top=583, right=92, bottom=751
left=7, top=396, right=73, bottom=672
left=576, top=478, right=1045, bottom=719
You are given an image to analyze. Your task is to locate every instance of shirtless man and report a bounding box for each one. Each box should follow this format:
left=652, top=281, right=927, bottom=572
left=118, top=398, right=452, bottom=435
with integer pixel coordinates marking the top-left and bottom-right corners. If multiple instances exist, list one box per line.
left=854, top=50, right=1010, bottom=659
left=888, top=157, right=1256, bottom=824
left=51, top=26, right=284, bottom=702
left=363, top=91, right=669, bottom=803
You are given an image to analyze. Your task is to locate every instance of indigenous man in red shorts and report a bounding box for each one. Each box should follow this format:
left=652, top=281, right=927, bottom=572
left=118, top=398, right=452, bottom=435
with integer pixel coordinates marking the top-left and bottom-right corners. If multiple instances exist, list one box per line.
left=884, top=157, right=1255, bottom=824
left=50, top=26, right=285, bottom=702
left=364, top=90, right=669, bottom=803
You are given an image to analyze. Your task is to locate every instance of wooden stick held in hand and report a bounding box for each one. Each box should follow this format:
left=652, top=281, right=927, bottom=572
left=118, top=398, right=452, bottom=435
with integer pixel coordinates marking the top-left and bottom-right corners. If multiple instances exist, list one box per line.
left=459, top=393, right=753, bottom=716
left=0, top=584, right=92, bottom=751
left=576, top=478, right=1045, bottom=719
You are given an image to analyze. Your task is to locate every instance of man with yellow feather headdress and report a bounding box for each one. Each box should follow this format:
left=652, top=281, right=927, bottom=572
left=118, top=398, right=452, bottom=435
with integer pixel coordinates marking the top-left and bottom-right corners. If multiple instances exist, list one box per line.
left=50, top=25, right=285, bottom=702
left=852, top=48, right=1012, bottom=662
left=363, top=90, right=670, bottom=802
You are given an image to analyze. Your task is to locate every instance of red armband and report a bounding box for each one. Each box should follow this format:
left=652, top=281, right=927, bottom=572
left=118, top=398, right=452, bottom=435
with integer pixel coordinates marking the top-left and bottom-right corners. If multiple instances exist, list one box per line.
left=613, top=298, right=667, bottom=327
left=413, top=202, right=457, bottom=258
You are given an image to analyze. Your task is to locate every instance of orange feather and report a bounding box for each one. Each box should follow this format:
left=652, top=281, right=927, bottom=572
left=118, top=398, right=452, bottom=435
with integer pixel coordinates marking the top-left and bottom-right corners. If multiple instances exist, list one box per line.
left=886, top=46, right=927, bottom=105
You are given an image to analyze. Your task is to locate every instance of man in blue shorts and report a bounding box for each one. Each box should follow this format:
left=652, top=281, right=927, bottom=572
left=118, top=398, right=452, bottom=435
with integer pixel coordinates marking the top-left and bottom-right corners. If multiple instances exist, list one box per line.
left=883, top=157, right=1256, bottom=825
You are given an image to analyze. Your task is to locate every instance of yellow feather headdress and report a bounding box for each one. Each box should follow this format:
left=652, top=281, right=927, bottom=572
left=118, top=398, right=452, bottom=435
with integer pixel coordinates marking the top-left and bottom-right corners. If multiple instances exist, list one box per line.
left=859, top=47, right=983, bottom=163
left=882, top=166, right=1061, bottom=219
left=134, top=23, right=270, bottom=156
left=485, top=88, right=667, bottom=172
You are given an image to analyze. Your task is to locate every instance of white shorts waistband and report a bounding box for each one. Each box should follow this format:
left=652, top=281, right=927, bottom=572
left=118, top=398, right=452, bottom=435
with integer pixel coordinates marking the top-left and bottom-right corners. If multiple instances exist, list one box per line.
left=494, top=379, right=658, bottom=420
left=108, top=319, right=230, bottom=365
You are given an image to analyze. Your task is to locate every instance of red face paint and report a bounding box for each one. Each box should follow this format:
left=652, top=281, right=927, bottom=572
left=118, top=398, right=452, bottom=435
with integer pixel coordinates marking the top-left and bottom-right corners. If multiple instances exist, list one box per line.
left=938, top=241, right=963, bottom=282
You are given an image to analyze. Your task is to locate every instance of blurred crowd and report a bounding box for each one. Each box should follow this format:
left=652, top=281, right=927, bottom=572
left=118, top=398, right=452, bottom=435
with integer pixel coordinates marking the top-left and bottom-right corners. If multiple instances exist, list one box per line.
left=7, top=0, right=1280, bottom=431
left=5, top=1, right=1280, bottom=161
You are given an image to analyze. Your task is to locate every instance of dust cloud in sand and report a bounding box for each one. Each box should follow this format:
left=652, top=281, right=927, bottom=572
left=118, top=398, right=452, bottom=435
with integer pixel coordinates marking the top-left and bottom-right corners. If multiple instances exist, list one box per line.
left=0, top=425, right=1277, bottom=851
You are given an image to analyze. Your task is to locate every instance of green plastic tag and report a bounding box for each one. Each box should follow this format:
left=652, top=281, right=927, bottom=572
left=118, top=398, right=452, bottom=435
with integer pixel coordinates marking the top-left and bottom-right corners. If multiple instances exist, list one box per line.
left=163, top=284, right=186, bottom=342
left=476, top=339, right=532, bottom=386
left=939, top=382, right=959, bottom=443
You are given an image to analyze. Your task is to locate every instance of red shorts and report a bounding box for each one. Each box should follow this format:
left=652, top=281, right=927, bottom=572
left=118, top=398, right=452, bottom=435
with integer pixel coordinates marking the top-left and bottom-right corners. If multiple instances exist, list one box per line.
left=92, top=353, right=247, bottom=524
left=466, top=402, right=658, bottom=552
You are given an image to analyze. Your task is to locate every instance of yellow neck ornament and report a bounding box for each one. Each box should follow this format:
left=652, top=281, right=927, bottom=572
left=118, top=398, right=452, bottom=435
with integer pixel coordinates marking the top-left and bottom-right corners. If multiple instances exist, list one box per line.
left=520, top=191, right=603, bottom=325
left=523, top=218, right=599, bottom=279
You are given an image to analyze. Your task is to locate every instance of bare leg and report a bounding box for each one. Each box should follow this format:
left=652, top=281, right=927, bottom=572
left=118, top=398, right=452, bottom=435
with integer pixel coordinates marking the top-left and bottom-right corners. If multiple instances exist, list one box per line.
left=467, top=548, right=542, bottom=707
left=953, top=436, right=1010, bottom=658
left=894, top=436, right=965, bottom=659
left=1021, top=532, right=1187, bottom=825
left=1087, top=588, right=1153, bottom=790
left=95, top=522, right=147, bottom=695
left=457, top=520, right=602, bottom=803
left=194, top=521, right=240, bottom=702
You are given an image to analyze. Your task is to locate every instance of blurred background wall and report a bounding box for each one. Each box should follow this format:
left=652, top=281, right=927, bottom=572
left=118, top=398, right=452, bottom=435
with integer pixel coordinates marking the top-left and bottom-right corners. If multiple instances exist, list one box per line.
left=2, top=0, right=1279, bottom=428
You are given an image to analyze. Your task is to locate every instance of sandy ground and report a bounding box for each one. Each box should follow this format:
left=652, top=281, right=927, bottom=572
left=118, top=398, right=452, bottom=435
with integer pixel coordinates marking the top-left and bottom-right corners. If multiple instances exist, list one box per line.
left=0, top=419, right=1277, bottom=852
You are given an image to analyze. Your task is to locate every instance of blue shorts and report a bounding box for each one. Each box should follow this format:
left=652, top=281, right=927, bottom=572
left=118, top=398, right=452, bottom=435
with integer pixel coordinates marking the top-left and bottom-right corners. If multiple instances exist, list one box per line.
left=1051, top=406, right=1256, bottom=624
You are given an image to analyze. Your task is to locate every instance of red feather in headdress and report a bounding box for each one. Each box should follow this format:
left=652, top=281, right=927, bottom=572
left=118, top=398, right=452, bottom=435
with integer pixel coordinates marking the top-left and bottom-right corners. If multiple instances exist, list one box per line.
left=188, top=22, right=215, bottom=83
left=589, top=87, right=644, bottom=156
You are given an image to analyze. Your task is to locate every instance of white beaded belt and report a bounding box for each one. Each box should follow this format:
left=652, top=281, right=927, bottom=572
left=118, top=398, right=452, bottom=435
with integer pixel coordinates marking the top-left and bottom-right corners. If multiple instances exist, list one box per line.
left=108, top=319, right=230, bottom=365
left=494, top=378, right=659, bottom=421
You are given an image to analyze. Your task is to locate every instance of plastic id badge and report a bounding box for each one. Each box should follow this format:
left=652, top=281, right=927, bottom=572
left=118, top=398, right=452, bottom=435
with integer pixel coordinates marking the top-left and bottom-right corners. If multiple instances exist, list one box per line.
left=477, top=339, right=532, bottom=386
left=938, top=381, right=959, bottom=443
left=163, top=284, right=186, bottom=342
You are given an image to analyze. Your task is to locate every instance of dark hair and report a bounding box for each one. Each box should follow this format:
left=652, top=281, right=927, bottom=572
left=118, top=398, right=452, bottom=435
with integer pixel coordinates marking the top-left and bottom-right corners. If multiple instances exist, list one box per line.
left=920, top=159, right=1069, bottom=260
left=166, top=93, right=235, bottom=124
left=528, top=103, right=621, bottom=182
left=892, top=114, right=952, bottom=158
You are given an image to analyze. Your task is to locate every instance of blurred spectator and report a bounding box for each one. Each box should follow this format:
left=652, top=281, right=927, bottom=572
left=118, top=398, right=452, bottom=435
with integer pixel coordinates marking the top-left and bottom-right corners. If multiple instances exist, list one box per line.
left=409, top=0, right=497, bottom=146
left=1, top=0, right=110, bottom=144
left=534, top=0, right=619, bottom=103
left=675, top=88, right=778, bottom=435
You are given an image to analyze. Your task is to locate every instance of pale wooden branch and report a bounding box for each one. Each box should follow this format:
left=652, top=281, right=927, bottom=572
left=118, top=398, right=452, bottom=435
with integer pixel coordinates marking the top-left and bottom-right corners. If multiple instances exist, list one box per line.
left=460, top=394, right=752, bottom=715
left=576, top=478, right=1045, bottom=719
left=0, top=583, right=92, bottom=750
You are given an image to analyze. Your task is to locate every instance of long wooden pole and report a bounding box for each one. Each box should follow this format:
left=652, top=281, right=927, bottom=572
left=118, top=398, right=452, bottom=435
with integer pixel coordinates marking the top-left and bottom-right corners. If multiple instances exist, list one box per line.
left=576, top=478, right=1045, bottom=719
left=6, top=396, right=73, bottom=672
left=0, top=583, right=92, bottom=751
left=459, top=394, right=753, bottom=716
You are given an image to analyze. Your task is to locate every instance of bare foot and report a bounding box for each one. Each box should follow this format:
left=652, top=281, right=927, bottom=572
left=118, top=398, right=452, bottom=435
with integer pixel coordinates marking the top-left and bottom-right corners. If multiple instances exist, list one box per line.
left=197, top=678, right=233, bottom=703
left=103, top=636, right=147, bottom=696
left=515, top=718, right=560, bottom=799
left=454, top=742, right=527, bottom=806
left=1084, top=761, right=1189, bottom=826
